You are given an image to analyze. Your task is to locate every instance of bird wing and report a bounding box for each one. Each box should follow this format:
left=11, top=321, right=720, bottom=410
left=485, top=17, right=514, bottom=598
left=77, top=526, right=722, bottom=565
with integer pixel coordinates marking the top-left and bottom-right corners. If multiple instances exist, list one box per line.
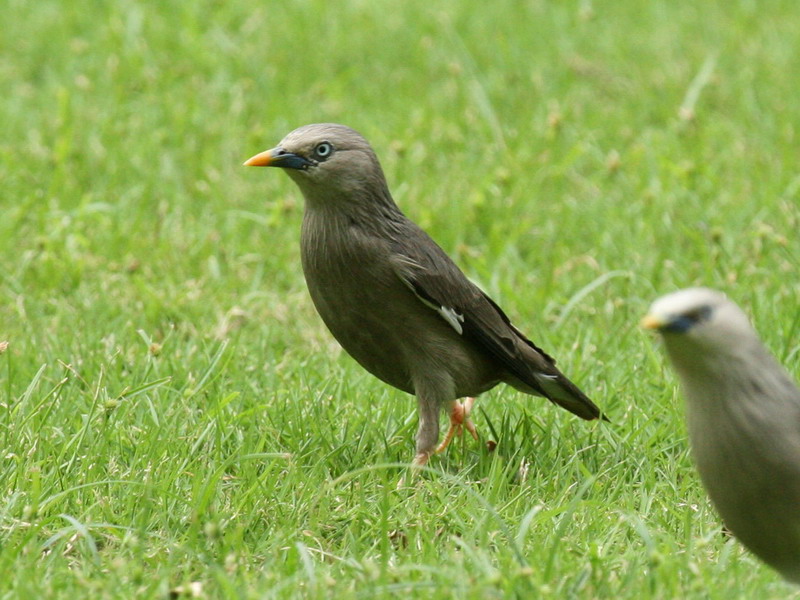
left=388, top=234, right=601, bottom=420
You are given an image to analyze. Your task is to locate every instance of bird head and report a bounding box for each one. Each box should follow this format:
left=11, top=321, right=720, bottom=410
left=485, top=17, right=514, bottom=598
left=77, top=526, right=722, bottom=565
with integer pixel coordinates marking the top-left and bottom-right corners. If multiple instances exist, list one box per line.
left=641, top=287, right=757, bottom=359
left=243, top=123, right=390, bottom=203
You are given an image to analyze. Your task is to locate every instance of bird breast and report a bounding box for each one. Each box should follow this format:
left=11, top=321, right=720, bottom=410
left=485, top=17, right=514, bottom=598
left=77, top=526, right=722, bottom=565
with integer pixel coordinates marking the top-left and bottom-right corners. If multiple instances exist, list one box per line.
left=299, top=208, right=500, bottom=397
left=679, top=357, right=800, bottom=580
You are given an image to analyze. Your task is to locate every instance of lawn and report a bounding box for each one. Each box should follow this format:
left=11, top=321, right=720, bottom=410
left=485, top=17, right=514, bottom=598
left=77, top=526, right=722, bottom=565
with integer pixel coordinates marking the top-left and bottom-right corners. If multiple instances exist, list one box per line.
left=2, top=0, right=800, bottom=597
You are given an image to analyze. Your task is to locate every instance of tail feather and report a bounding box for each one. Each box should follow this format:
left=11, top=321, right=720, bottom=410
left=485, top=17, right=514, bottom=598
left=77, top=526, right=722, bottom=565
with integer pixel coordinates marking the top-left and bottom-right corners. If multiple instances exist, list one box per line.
left=533, top=372, right=605, bottom=421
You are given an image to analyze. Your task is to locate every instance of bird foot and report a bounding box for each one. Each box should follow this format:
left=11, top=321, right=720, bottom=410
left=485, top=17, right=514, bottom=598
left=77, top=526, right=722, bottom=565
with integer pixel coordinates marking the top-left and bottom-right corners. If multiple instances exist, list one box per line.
left=396, top=452, right=432, bottom=488
left=412, top=452, right=431, bottom=468
left=435, top=397, right=478, bottom=454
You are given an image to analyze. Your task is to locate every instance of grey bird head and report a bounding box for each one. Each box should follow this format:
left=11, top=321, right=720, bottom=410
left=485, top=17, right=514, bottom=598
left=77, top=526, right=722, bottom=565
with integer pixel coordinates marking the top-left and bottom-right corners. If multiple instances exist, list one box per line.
left=641, top=287, right=759, bottom=369
left=243, top=123, right=391, bottom=206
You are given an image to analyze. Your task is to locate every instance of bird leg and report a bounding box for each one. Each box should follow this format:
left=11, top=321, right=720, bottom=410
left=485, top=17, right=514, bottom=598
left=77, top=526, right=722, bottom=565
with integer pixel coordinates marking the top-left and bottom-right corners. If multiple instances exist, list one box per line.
left=395, top=394, right=440, bottom=488
left=410, top=391, right=442, bottom=469
left=400, top=391, right=479, bottom=488
left=435, top=397, right=478, bottom=454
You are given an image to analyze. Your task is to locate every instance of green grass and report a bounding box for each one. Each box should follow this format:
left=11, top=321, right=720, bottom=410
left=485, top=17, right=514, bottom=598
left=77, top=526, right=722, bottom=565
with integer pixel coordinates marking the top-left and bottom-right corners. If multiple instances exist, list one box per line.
left=2, top=0, right=800, bottom=597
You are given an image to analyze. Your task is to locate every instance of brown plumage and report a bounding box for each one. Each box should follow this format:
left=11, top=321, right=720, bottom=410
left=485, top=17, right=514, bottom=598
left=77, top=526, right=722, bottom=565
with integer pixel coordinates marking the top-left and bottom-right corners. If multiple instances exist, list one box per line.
left=244, top=123, right=602, bottom=467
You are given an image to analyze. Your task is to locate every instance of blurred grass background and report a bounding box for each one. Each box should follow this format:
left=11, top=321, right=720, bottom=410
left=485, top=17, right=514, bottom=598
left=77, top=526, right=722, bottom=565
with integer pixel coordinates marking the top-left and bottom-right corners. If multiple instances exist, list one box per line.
left=1, top=0, right=799, bottom=597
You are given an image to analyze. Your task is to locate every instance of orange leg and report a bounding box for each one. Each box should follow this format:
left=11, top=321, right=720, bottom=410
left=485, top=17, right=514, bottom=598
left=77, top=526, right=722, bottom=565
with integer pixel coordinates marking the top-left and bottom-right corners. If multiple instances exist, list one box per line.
left=435, top=397, right=478, bottom=454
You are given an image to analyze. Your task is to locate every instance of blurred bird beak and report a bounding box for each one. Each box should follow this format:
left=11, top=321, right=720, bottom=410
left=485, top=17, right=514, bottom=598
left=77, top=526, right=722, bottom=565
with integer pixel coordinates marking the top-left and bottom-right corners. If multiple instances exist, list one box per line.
left=640, top=314, right=665, bottom=330
left=243, top=147, right=312, bottom=170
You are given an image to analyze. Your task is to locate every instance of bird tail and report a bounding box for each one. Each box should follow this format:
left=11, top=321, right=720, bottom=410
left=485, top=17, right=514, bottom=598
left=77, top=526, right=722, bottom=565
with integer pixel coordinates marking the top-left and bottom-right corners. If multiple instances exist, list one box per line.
left=530, top=372, right=605, bottom=421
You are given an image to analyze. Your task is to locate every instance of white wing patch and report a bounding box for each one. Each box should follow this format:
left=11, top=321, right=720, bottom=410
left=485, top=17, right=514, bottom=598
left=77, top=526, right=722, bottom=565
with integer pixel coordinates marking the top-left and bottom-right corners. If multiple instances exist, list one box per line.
left=389, top=255, right=465, bottom=335
left=438, top=306, right=465, bottom=335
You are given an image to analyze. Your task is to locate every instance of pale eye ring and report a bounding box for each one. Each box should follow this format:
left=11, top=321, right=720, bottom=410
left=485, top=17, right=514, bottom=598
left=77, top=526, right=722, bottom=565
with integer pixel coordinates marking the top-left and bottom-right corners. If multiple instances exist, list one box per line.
left=314, top=142, right=333, bottom=158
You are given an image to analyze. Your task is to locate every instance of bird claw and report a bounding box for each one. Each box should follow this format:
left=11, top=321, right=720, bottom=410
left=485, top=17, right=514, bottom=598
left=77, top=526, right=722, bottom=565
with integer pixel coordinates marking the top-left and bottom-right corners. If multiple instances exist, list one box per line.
left=412, top=452, right=431, bottom=467
left=396, top=452, right=431, bottom=488
left=435, top=397, right=478, bottom=454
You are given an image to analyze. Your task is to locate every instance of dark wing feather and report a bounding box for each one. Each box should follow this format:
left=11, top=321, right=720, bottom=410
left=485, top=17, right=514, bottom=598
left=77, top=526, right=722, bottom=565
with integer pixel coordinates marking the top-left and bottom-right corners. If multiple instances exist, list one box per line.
left=388, top=229, right=601, bottom=421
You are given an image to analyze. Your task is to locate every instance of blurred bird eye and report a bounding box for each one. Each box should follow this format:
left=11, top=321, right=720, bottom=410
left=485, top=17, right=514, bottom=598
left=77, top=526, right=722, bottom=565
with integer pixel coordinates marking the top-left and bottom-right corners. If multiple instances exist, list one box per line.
left=682, top=305, right=713, bottom=326
left=314, top=142, right=333, bottom=158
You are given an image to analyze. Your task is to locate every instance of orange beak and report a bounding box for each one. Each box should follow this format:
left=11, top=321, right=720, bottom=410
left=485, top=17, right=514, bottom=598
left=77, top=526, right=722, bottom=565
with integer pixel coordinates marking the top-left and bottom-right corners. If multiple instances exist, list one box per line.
left=243, top=148, right=311, bottom=170
left=640, top=314, right=665, bottom=330
left=243, top=149, right=276, bottom=167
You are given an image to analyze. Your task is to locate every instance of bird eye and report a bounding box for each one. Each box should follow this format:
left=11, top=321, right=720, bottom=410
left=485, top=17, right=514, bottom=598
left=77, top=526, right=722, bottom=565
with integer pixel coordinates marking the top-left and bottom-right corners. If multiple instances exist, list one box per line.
left=314, top=142, right=333, bottom=159
left=666, top=305, right=713, bottom=333
left=684, top=305, right=713, bottom=324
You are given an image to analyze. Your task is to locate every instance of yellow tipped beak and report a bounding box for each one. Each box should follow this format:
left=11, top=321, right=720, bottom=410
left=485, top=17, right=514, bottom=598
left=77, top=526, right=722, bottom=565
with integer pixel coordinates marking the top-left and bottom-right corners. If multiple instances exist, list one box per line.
left=640, top=314, right=665, bottom=330
left=243, top=149, right=275, bottom=167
